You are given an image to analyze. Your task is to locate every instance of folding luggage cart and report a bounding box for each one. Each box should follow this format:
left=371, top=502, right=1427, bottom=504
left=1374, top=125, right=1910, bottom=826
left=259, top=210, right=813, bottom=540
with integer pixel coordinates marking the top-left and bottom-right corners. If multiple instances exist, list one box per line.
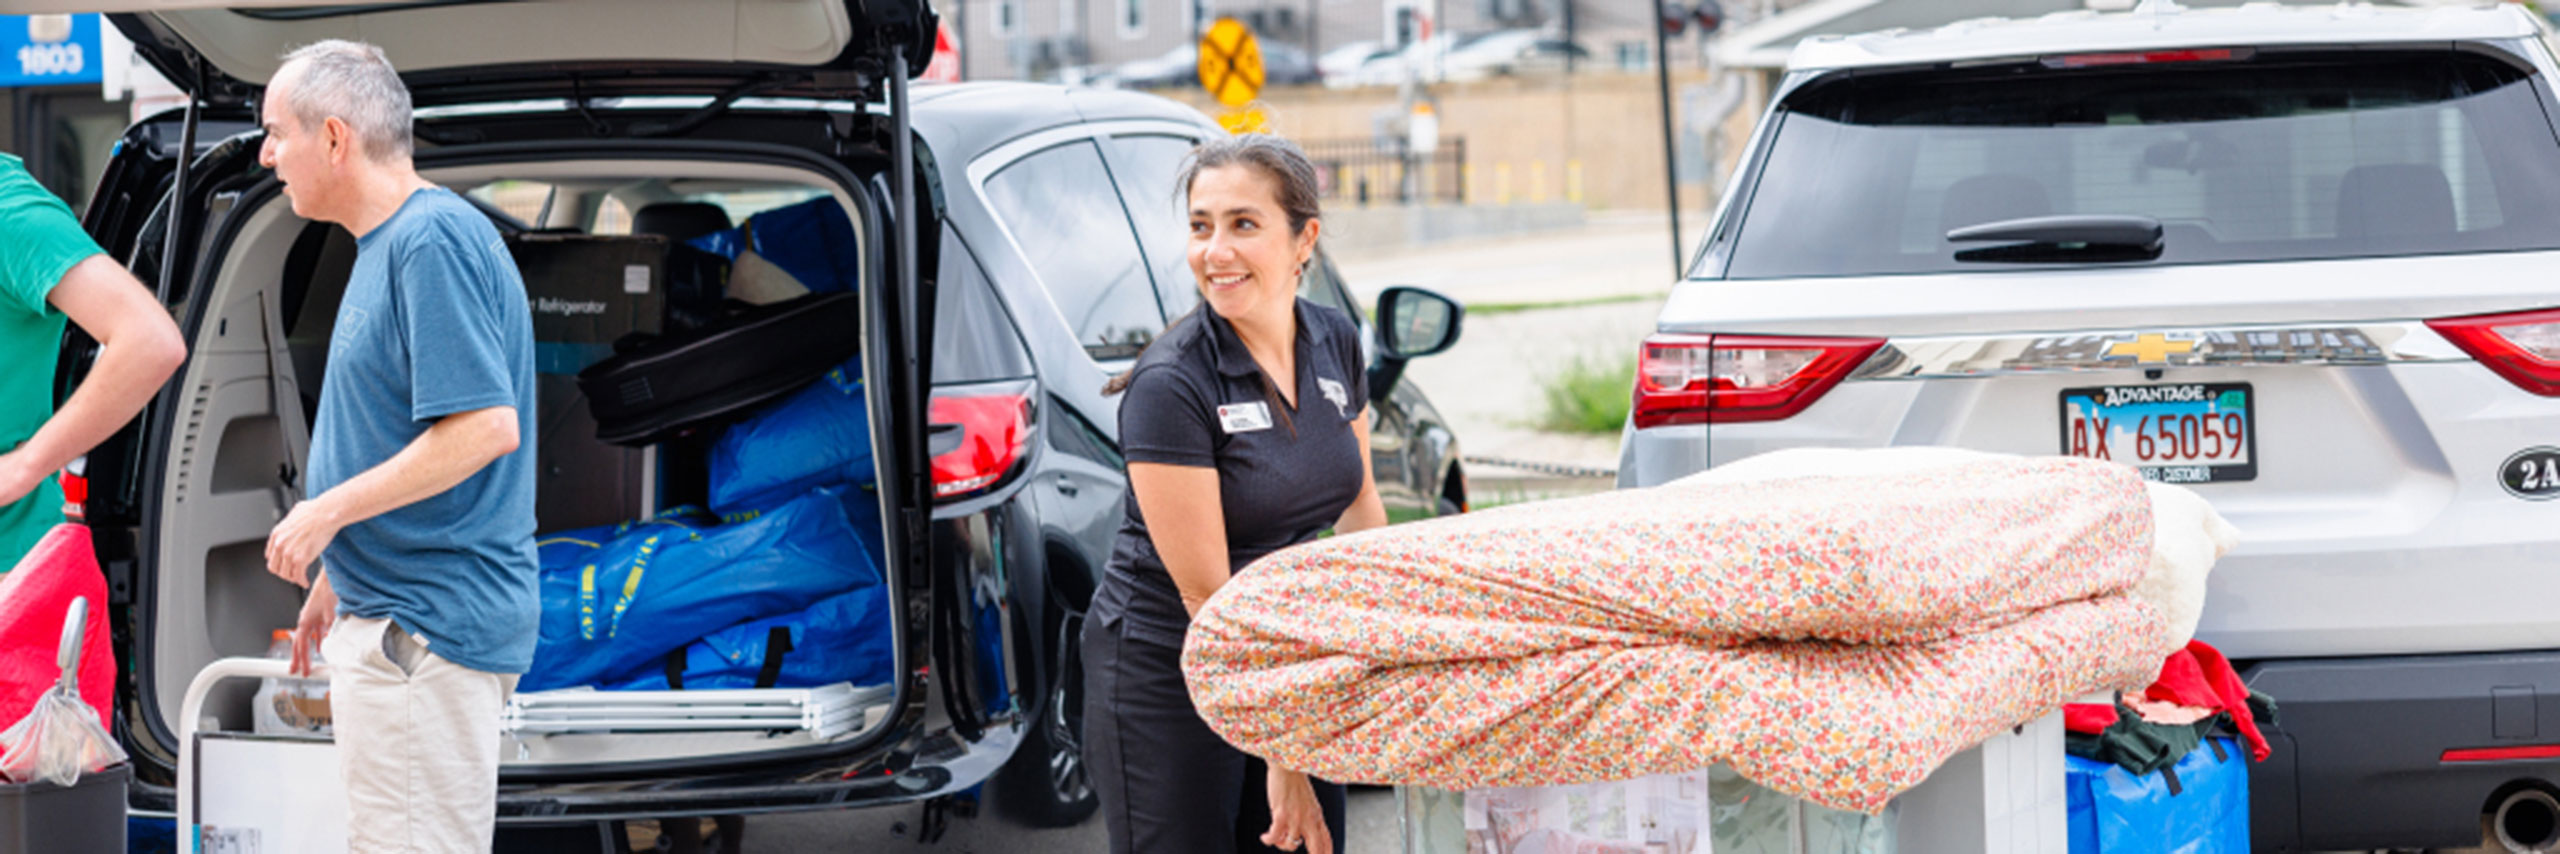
left=175, top=658, right=347, bottom=854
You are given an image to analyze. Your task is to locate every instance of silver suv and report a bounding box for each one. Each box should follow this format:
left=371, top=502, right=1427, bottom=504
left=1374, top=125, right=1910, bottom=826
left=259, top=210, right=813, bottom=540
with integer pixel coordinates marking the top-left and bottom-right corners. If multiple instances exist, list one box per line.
left=1624, top=3, right=2560, bottom=851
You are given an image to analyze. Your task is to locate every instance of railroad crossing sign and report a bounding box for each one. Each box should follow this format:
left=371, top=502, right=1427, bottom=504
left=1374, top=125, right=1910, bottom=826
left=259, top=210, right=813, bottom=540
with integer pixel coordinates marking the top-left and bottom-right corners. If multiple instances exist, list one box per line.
left=1197, top=17, right=1263, bottom=107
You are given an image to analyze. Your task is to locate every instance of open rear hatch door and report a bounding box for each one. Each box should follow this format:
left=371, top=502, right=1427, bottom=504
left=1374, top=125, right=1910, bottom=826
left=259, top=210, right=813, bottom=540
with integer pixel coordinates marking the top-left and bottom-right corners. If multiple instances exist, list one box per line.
left=54, top=0, right=955, bottom=802
left=34, top=0, right=933, bottom=106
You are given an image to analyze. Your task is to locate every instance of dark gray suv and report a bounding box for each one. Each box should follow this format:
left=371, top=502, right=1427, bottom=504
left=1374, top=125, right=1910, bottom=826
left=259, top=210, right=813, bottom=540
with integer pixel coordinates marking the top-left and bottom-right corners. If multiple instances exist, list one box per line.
left=54, top=0, right=1466, bottom=840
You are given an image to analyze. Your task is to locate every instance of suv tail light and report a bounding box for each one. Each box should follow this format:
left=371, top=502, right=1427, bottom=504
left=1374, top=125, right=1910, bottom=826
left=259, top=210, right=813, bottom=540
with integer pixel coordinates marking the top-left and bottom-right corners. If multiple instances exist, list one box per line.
left=929, top=380, right=1037, bottom=501
left=2045, top=48, right=2247, bottom=68
left=2426, top=308, right=2560, bottom=397
left=1632, top=334, right=1885, bottom=428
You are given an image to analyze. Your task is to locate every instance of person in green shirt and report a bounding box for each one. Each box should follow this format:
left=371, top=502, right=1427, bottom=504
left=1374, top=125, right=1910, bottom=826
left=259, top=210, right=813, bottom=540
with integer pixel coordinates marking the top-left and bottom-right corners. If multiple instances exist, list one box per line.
left=0, top=152, right=187, bottom=568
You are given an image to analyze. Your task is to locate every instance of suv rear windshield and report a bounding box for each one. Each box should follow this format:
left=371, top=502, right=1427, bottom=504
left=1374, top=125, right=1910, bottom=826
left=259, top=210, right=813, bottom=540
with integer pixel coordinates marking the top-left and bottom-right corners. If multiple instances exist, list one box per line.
left=1722, top=51, right=2560, bottom=279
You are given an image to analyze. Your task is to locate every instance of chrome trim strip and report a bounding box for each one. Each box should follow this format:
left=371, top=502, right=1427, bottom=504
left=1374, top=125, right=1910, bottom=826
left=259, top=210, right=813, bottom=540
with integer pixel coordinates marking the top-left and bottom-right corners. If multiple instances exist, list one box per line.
left=1850, top=321, right=2469, bottom=380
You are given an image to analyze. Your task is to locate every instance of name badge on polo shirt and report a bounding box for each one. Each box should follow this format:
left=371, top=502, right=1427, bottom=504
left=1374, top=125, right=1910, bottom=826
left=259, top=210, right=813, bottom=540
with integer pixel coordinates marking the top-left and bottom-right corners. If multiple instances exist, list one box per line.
left=1217, top=401, right=1274, bottom=433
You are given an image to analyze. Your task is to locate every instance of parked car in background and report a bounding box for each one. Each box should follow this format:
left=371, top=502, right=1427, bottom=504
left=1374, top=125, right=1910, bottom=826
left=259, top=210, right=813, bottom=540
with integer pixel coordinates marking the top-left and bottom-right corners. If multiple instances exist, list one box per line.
left=1097, top=44, right=1190, bottom=89
left=1345, top=31, right=1495, bottom=88
left=1258, top=41, right=1322, bottom=87
left=1318, top=40, right=1394, bottom=87
left=1622, top=4, right=2560, bottom=851
left=64, top=0, right=1465, bottom=840
left=1440, top=29, right=1591, bottom=82
left=1107, top=41, right=1319, bottom=91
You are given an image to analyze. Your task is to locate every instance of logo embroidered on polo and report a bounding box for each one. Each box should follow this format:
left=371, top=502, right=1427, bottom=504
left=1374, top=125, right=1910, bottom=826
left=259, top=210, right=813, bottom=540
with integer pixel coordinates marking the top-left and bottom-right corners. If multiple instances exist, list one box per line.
left=1317, top=377, right=1350, bottom=418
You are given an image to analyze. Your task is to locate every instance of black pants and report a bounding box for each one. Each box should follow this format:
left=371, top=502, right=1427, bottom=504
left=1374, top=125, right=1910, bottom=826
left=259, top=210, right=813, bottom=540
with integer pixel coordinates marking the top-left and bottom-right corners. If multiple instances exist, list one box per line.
left=1083, top=604, right=1348, bottom=854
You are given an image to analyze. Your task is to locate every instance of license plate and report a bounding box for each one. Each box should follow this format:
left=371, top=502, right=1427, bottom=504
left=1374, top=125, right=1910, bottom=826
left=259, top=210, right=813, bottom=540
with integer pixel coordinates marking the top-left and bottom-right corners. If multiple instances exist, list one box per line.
left=2059, top=383, right=2256, bottom=483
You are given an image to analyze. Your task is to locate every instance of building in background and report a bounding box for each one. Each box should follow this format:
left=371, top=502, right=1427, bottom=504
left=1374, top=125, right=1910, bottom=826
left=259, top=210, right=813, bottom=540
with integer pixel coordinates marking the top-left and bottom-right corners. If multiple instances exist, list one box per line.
left=1, top=13, right=121, bottom=212
left=0, top=13, right=182, bottom=215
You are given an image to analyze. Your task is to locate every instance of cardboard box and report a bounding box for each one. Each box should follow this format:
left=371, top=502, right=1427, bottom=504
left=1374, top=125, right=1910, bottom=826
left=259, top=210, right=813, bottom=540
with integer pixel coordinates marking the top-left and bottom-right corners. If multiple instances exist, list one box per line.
left=511, top=233, right=667, bottom=368
left=1401, top=712, right=2070, bottom=854
left=534, top=374, right=655, bottom=533
left=511, top=235, right=668, bottom=532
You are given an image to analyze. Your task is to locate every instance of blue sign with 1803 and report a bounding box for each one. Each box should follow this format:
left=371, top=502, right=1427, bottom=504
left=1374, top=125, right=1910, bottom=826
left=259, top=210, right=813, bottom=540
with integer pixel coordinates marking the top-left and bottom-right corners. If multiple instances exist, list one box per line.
left=0, top=14, right=104, bottom=89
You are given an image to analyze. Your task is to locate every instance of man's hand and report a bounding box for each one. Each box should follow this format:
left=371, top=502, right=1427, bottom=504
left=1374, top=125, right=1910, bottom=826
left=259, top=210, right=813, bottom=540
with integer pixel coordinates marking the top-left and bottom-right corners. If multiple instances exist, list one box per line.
left=0, top=450, right=47, bottom=508
left=266, top=495, right=344, bottom=587
left=291, top=571, right=336, bottom=677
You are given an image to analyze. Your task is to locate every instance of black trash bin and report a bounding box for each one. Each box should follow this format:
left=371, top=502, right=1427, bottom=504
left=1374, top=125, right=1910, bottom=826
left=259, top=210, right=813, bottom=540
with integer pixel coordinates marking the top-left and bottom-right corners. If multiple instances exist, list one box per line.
left=0, top=762, right=129, bottom=854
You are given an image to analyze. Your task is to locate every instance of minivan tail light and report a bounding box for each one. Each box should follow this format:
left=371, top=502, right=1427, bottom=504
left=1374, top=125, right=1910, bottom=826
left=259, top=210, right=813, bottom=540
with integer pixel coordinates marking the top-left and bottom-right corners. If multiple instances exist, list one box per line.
left=58, top=458, right=86, bottom=522
left=1632, top=334, right=1885, bottom=428
left=929, top=380, right=1037, bottom=501
left=2426, top=308, right=2560, bottom=397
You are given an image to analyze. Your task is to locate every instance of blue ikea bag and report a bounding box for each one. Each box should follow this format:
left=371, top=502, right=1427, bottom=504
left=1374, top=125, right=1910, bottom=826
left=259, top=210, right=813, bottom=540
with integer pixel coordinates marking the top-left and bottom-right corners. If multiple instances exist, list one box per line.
left=600, top=583, right=896, bottom=691
left=707, top=357, right=873, bottom=515
left=522, top=488, right=879, bottom=692
left=684, top=196, right=861, bottom=295
left=535, top=506, right=720, bottom=572
left=2066, top=737, right=2250, bottom=854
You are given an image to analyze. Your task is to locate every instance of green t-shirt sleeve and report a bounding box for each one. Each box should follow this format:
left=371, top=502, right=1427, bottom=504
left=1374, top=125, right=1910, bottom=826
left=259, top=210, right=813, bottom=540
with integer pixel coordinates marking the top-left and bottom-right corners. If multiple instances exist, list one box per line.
left=0, top=177, right=105, bottom=318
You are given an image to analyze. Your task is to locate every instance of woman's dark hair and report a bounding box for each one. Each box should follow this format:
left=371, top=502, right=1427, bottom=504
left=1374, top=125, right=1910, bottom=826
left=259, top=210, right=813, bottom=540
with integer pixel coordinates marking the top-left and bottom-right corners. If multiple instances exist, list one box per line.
left=1102, top=133, right=1324, bottom=396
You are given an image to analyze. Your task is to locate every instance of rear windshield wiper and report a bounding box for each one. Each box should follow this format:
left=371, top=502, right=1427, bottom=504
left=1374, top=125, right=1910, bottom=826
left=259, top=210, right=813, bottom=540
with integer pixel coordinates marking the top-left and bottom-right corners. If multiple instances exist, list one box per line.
left=1947, top=214, right=2163, bottom=263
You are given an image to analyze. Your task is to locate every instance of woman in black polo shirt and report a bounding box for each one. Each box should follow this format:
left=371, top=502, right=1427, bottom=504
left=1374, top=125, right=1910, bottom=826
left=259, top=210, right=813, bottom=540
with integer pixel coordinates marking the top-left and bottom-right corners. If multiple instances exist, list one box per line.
left=1083, top=134, right=1387, bottom=854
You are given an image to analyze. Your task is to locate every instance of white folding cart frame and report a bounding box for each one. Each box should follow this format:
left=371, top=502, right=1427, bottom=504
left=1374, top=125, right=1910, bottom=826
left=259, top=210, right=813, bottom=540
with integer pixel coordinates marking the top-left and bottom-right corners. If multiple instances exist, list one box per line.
left=175, top=657, right=347, bottom=854
left=172, top=657, right=892, bottom=854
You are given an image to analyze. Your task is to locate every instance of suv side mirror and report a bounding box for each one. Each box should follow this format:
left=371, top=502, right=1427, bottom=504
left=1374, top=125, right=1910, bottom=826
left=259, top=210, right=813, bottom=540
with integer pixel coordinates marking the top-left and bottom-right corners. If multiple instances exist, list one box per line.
left=1367, top=286, right=1464, bottom=404
left=1378, top=286, right=1463, bottom=359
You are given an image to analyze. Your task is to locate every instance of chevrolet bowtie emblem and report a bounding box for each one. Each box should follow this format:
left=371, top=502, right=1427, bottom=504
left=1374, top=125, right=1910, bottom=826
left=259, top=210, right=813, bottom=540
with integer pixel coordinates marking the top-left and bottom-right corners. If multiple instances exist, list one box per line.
left=2105, top=333, right=2199, bottom=364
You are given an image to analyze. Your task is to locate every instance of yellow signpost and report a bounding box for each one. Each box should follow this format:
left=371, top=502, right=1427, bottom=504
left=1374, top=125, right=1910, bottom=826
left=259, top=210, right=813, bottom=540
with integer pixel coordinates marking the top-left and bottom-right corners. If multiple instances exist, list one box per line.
left=1216, top=107, right=1269, bottom=134
left=1199, top=17, right=1266, bottom=132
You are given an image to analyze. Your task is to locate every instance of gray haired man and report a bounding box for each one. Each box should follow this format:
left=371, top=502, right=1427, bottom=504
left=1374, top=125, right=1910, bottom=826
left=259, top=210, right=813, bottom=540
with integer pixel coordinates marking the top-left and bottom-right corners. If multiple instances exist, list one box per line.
left=256, top=40, right=538, bottom=854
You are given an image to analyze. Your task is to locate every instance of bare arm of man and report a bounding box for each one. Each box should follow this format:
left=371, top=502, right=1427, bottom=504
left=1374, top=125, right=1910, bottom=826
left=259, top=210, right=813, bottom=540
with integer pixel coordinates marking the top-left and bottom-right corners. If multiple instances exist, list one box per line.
left=0, top=256, right=187, bottom=505
left=1334, top=407, right=1388, bottom=535
left=264, top=405, right=520, bottom=587
left=1127, top=462, right=1231, bottom=618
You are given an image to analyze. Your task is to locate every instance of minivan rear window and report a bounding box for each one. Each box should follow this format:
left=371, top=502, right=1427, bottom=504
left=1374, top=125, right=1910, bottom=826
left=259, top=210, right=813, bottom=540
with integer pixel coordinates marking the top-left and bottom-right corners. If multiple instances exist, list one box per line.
left=1721, top=51, right=2560, bottom=279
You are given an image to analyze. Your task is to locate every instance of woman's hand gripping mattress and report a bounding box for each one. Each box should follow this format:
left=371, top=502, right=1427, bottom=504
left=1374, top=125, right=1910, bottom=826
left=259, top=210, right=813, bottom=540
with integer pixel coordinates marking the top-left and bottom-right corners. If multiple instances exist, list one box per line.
left=1181, top=452, right=2235, bottom=813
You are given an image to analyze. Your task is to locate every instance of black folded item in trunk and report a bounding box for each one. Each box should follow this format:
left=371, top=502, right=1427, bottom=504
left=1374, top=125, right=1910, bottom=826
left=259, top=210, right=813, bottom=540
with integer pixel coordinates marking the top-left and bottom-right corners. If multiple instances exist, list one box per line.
left=578, top=292, right=862, bottom=446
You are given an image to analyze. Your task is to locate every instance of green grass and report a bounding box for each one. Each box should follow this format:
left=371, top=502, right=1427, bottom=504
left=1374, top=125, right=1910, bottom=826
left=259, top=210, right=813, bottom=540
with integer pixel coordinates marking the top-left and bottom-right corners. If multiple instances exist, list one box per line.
left=1537, top=352, right=1637, bottom=435
left=1464, top=292, right=1657, bottom=317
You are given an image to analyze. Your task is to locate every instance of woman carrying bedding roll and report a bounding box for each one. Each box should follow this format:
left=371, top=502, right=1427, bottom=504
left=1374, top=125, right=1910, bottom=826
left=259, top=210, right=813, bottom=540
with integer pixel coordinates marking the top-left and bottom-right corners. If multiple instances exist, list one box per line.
left=1083, top=134, right=1388, bottom=854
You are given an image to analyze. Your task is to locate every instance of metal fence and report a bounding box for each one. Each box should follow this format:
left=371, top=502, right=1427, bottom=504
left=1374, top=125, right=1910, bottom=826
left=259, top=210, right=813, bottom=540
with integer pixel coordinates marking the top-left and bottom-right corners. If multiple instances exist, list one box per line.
left=1298, top=137, right=1467, bottom=207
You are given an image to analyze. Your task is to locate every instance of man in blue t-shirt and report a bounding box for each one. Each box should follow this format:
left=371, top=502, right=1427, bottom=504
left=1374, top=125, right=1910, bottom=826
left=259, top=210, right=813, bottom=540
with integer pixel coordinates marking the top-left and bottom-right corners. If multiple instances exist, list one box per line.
left=257, top=40, right=537, bottom=854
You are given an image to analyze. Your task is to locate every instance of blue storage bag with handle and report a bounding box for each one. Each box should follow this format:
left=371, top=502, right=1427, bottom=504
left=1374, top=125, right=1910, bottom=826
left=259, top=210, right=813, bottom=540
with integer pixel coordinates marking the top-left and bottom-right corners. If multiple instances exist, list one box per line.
left=684, top=196, right=861, bottom=295
left=600, top=583, right=896, bottom=691
left=534, top=506, right=720, bottom=572
left=523, top=487, right=879, bottom=692
left=2067, top=736, right=2250, bottom=854
left=706, top=356, right=873, bottom=516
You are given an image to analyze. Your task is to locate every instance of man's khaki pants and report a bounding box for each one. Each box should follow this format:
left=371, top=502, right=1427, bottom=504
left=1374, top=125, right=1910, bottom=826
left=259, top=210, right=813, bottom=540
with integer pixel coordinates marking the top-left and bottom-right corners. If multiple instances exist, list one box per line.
left=323, top=615, right=517, bottom=854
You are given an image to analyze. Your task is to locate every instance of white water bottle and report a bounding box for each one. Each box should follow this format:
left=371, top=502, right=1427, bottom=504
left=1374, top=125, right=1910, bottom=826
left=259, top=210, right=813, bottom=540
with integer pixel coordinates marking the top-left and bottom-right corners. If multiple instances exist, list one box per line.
left=250, top=629, right=333, bottom=735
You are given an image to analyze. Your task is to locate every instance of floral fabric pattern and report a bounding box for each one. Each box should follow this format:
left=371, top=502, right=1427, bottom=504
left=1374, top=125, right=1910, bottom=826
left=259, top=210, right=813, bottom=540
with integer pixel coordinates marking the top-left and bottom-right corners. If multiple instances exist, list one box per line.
left=1182, top=456, right=2175, bottom=813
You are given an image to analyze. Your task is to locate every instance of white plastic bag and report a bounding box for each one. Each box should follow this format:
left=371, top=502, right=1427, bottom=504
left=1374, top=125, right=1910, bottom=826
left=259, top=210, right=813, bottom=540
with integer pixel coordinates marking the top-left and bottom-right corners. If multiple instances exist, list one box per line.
left=0, top=599, right=127, bottom=786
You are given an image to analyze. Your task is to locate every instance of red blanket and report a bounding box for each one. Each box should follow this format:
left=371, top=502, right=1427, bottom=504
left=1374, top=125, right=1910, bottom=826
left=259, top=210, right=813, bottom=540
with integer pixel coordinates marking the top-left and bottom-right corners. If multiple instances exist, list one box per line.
left=1183, top=456, right=2177, bottom=812
left=0, top=525, right=113, bottom=732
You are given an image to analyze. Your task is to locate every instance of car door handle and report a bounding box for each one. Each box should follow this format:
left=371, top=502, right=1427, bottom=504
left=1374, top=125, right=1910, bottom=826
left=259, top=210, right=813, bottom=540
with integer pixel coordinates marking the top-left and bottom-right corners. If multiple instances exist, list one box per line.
left=1055, top=476, right=1080, bottom=497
